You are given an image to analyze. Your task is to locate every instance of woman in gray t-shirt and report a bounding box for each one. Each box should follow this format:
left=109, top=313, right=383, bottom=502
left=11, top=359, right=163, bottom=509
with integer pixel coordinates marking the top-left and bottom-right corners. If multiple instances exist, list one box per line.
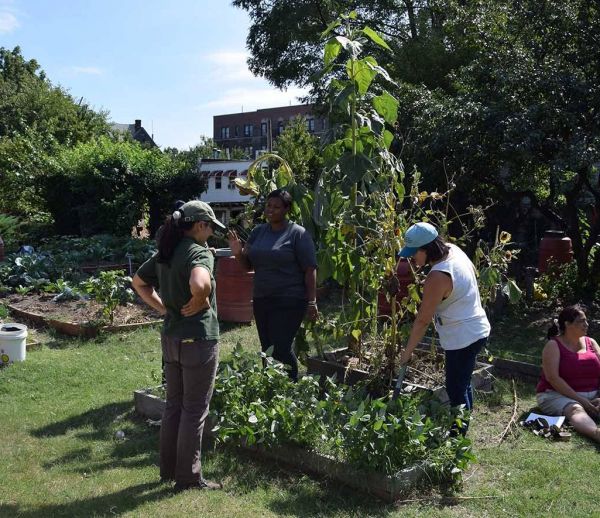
left=228, top=189, right=318, bottom=380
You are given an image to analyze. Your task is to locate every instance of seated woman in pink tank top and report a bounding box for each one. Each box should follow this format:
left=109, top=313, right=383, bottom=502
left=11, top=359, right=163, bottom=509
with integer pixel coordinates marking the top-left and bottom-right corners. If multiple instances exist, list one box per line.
left=536, top=305, right=600, bottom=442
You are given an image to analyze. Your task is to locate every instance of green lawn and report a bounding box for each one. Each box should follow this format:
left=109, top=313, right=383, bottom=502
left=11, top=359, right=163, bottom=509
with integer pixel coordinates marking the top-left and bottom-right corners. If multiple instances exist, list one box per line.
left=1, top=318, right=600, bottom=517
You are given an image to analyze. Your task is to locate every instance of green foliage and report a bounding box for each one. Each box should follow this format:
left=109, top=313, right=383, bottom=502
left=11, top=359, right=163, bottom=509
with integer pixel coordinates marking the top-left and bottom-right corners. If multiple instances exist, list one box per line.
left=274, top=116, right=323, bottom=188
left=211, top=345, right=473, bottom=484
left=0, top=302, right=8, bottom=320
left=537, top=261, right=581, bottom=307
left=473, top=230, right=522, bottom=309
left=0, top=46, right=109, bottom=216
left=0, top=213, right=21, bottom=250
left=44, top=279, right=82, bottom=302
left=80, top=270, right=134, bottom=324
left=40, top=234, right=156, bottom=266
left=41, top=136, right=204, bottom=237
left=0, top=253, right=55, bottom=291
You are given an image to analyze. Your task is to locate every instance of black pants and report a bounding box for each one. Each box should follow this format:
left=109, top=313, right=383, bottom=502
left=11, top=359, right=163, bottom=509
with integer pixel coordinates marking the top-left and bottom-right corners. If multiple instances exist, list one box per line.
left=253, top=296, right=307, bottom=381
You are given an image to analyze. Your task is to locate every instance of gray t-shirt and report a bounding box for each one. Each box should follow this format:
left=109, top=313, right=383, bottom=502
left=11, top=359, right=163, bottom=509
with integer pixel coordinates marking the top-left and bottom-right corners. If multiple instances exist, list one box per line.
left=246, top=221, right=317, bottom=299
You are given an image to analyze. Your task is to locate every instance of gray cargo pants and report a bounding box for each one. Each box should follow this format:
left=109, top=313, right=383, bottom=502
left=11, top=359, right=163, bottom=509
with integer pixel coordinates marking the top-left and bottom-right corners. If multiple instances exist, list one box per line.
left=159, top=334, right=219, bottom=485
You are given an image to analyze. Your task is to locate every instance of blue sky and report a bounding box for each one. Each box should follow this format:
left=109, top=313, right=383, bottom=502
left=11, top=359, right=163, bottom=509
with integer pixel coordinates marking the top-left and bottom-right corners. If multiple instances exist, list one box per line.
left=0, top=0, right=307, bottom=149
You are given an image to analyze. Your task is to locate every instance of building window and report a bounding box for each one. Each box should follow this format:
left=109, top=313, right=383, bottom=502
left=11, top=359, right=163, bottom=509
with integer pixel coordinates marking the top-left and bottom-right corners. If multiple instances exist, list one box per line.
left=277, top=120, right=284, bottom=135
left=234, top=125, right=240, bottom=137
left=228, top=171, right=237, bottom=189
left=261, top=122, right=268, bottom=136
left=306, top=118, right=315, bottom=132
left=220, top=127, right=230, bottom=139
left=215, top=175, right=222, bottom=189
left=244, top=124, right=253, bottom=137
left=214, top=210, right=226, bottom=224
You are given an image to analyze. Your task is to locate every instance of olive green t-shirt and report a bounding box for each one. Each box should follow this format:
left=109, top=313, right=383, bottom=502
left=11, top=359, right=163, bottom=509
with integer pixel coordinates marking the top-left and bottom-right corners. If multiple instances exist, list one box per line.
left=136, top=237, right=219, bottom=340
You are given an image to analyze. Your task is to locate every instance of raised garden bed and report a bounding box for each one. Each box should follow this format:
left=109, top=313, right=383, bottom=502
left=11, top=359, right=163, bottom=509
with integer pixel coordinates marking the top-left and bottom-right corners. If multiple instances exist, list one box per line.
left=80, top=262, right=137, bottom=274
left=134, top=386, right=165, bottom=420
left=489, top=357, right=541, bottom=384
left=6, top=293, right=162, bottom=337
left=306, top=347, right=493, bottom=403
left=133, top=386, right=425, bottom=501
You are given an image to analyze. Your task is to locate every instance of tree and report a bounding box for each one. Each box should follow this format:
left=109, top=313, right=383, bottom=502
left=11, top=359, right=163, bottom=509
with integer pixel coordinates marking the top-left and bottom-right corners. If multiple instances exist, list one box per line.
left=274, top=116, right=323, bottom=188
left=42, top=137, right=205, bottom=236
left=395, top=0, right=600, bottom=289
left=238, top=1, right=600, bottom=292
left=233, top=0, right=474, bottom=91
left=0, top=46, right=109, bottom=216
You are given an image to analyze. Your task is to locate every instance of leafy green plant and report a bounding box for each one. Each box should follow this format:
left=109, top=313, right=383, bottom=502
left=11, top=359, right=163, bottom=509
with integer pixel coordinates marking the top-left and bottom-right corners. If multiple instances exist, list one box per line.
left=80, top=270, right=134, bottom=324
left=537, top=259, right=581, bottom=306
left=0, top=213, right=21, bottom=250
left=44, top=279, right=82, bottom=302
left=0, top=253, right=55, bottom=291
left=473, top=229, right=522, bottom=309
left=15, top=285, right=34, bottom=295
left=0, top=302, right=9, bottom=320
left=210, top=345, right=474, bottom=485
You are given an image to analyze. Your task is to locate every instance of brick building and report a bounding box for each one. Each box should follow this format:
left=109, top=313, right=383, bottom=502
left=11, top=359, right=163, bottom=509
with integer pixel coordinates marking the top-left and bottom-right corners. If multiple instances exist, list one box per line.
left=213, top=104, right=327, bottom=159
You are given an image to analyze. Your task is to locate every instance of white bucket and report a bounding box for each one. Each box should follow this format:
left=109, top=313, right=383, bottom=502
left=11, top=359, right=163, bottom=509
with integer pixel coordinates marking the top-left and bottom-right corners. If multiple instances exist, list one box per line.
left=0, top=323, right=27, bottom=365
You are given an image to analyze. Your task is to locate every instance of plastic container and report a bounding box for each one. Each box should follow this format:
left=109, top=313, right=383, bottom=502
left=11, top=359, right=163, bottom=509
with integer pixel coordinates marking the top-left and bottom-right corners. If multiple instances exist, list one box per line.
left=0, top=322, right=28, bottom=365
left=538, top=230, right=573, bottom=273
left=216, top=256, right=254, bottom=322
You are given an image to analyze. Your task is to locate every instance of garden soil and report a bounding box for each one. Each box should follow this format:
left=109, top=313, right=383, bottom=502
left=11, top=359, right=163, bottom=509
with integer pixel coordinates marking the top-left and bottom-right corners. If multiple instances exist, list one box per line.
left=4, top=293, right=161, bottom=326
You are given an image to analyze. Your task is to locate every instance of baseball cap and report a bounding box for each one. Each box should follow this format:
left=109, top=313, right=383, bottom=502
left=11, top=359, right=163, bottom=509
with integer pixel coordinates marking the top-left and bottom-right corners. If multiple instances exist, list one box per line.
left=398, top=222, right=438, bottom=257
left=180, top=200, right=226, bottom=230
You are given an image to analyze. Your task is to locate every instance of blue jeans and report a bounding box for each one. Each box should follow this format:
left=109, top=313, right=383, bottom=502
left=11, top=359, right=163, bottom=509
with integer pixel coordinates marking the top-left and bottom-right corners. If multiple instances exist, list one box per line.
left=253, top=296, right=307, bottom=381
left=444, top=336, right=488, bottom=411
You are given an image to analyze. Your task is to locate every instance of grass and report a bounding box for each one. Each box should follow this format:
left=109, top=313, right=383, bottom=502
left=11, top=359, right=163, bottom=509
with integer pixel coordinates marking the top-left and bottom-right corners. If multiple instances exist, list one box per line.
left=2, top=316, right=600, bottom=517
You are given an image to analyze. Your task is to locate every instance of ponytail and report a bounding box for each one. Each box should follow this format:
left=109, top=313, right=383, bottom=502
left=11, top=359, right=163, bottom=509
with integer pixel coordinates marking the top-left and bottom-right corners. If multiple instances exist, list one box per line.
left=157, top=210, right=193, bottom=263
left=547, top=305, right=585, bottom=340
left=547, top=319, right=559, bottom=339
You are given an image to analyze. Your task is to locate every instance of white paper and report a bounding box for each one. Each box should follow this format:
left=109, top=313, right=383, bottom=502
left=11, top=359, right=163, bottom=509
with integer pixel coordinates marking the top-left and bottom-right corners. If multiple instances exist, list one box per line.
left=525, top=412, right=565, bottom=428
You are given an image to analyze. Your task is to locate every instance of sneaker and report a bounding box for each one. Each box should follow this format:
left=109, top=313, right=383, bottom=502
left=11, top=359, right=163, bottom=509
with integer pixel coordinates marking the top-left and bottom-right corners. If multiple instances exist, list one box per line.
left=173, top=479, right=222, bottom=492
left=199, top=478, right=223, bottom=490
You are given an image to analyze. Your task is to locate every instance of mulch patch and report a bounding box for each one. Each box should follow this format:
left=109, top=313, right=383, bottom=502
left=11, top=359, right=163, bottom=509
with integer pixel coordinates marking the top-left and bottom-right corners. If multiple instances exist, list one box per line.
left=4, top=293, right=161, bottom=326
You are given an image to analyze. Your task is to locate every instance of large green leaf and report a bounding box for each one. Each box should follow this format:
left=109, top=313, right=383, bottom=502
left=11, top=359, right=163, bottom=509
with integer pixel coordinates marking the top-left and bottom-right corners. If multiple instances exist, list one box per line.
left=361, top=27, right=391, bottom=51
left=324, top=38, right=342, bottom=67
left=479, top=267, right=501, bottom=287
left=504, top=279, right=522, bottom=303
left=347, top=57, right=378, bottom=95
left=373, top=92, right=399, bottom=125
left=338, top=152, right=374, bottom=190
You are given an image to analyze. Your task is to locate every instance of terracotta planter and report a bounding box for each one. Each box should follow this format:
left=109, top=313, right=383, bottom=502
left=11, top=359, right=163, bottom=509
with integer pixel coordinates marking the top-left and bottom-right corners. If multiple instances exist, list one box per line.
left=538, top=230, right=573, bottom=273
left=377, top=258, right=414, bottom=317
left=216, top=255, right=254, bottom=323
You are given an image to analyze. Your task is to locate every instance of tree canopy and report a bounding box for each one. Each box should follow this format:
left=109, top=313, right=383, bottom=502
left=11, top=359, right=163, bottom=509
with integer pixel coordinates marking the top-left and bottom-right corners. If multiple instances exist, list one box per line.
left=237, top=0, right=600, bottom=288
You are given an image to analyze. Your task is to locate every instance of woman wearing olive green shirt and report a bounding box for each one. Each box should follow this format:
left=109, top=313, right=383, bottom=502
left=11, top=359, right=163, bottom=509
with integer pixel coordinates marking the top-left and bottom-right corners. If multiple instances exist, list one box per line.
left=132, top=200, right=225, bottom=492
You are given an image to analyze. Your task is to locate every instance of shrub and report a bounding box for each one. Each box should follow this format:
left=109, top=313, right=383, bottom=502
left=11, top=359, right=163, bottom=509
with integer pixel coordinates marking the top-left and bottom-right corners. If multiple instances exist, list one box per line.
left=210, top=345, right=474, bottom=485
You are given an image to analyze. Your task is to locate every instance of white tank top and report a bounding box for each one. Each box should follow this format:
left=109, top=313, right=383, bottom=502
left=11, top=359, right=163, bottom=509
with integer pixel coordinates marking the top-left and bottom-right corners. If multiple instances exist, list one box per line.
left=430, top=243, right=490, bottom=350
